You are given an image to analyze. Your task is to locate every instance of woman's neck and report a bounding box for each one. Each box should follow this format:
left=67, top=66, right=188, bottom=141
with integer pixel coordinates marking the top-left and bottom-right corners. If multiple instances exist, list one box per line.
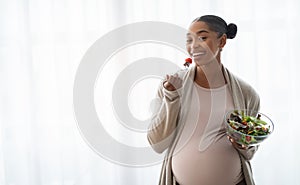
left=194, top=59, right=226, bottom=89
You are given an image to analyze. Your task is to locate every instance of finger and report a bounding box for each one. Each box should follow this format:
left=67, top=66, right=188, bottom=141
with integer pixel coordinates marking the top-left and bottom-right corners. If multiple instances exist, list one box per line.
left=227, top=136, right=235, bottom=144
left=169, top=75, right=178, bottom=83
left=173, top=76, right=182, bottom=82
left=171, top=75, right=182, bottom=84
left=227, top=136, right=247, bottom=149
left=170, top=79, right=181, bottom=88
left=227, top=136, right=231, bottom=141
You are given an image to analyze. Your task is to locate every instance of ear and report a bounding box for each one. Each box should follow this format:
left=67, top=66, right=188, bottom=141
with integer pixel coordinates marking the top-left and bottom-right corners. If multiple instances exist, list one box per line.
left=219, top=34, right=227, bottom=49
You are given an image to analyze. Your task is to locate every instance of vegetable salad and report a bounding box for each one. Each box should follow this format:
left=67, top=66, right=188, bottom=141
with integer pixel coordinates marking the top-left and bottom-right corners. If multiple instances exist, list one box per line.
left=226, top=110, right=271, bottom=145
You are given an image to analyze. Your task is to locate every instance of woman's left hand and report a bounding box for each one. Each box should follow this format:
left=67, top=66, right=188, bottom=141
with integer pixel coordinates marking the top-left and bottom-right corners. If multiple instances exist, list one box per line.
left=227, top=136, right=248, bottom=150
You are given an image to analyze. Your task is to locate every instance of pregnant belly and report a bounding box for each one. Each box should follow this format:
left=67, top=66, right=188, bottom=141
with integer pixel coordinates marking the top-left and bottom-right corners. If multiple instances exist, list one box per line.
left=171, top=136, right=242, bottom=185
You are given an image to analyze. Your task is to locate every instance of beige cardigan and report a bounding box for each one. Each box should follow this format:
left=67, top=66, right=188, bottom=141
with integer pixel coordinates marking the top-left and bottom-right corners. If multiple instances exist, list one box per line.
left=147, top=65, right=260, bottom=185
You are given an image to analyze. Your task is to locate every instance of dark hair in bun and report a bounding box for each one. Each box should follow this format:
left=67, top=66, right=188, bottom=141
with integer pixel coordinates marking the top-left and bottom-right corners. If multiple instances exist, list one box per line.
left=192, top=15, right=237, bottom=39
left=226, top=23, right=237, bottom=39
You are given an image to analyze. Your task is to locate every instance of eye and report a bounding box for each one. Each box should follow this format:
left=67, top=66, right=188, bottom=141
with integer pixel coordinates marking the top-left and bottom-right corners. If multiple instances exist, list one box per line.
left=198, top=36, right=207, bottom=41
left=186, top=38, right=192, bottom=43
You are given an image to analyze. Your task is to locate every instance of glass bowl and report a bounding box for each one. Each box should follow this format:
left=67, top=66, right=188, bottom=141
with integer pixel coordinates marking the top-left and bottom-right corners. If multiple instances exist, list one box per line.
left=224, top=109, right=274, bottom=146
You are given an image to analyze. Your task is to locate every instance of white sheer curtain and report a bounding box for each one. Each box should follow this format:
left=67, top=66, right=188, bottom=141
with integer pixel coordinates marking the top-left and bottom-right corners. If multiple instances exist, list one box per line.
left=1, top=0, right=299, bottom=184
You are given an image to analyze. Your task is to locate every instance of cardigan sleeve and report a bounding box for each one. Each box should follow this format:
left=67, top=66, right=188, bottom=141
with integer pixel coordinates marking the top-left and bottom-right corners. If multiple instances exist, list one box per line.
left=147, top=81, right=182, bottom=154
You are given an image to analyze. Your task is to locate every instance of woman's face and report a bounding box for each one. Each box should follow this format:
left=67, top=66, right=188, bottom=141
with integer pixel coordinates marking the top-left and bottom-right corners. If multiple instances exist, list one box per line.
left=186, top=21, right=225, bottom=66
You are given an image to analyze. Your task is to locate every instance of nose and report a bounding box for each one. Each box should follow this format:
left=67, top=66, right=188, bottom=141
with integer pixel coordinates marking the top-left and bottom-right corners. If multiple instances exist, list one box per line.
left=191, top=42, right=199, bottom=50
left=191, top=38, right=204, bottom=51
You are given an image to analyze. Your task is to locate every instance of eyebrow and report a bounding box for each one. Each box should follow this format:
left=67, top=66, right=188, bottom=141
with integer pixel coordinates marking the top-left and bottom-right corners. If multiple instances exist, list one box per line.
left=186, top=30, right=209, bottom=36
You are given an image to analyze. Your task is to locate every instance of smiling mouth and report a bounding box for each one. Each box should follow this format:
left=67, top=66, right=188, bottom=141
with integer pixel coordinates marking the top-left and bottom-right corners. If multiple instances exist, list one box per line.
left=192, top=52, right=206, bottom=57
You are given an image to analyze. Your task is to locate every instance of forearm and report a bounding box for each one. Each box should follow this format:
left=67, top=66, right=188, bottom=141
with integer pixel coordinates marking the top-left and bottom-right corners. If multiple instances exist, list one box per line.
left=147, top=85, right=181, bottom=153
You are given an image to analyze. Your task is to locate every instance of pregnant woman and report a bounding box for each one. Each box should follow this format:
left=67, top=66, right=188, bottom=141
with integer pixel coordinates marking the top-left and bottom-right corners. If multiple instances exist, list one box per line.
left=147, top=15, right=260, bottom=185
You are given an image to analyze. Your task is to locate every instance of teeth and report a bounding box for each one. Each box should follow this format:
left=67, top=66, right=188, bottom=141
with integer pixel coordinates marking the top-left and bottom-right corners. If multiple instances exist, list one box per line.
left=193, top=52, right=205, bottom=57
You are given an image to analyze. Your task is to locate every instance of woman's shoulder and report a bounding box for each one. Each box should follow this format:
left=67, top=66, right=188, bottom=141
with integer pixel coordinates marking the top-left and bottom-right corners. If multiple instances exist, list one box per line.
left=224, top=66, right=259, bottom=98
left=231, top=72, right=260, bottom=100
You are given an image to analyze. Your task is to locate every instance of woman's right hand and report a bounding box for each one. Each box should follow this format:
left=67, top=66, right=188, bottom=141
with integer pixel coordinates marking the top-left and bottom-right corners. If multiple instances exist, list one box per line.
left=163, top=74, right=182, bottom=91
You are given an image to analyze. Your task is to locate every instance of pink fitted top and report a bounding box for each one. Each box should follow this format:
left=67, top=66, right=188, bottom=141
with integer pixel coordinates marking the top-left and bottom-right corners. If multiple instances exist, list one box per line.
left=171, top=83, right=242, bottom=185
